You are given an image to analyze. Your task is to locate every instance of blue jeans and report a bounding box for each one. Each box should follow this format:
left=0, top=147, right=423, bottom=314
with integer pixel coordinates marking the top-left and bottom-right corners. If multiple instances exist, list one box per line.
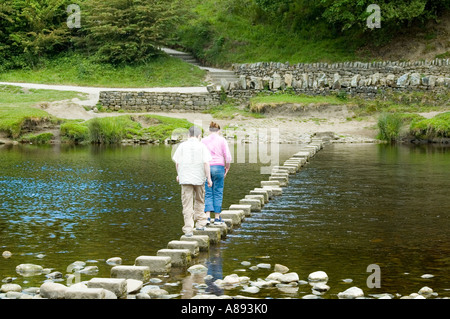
left=205, top=165, right=225, bottom=213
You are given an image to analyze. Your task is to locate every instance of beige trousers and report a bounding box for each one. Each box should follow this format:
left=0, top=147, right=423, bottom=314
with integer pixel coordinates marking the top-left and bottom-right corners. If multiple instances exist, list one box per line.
left=181, top=184, right=208, bottom=234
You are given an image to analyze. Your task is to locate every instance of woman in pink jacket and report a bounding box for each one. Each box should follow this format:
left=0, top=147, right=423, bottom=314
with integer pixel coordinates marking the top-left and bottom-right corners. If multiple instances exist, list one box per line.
left=202, top=122, right=232, bottom=225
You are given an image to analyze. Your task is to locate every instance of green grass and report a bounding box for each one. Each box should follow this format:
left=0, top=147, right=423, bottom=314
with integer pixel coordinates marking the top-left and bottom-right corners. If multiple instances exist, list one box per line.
left=18, top=132, right=54, bottom=144
left=250, top=93, right=347, bottom=108
left=0, top=85, right=86, bottom=138
left=60, top=115, right=194, bottom=144
left=376, top=113, right=404, bottom=142
left=410, top=112, right=450, bottom=139
left=141, top=115, right=194, bottom=142
left=175, top=0, right=362, bottom=66
left=0, top=53, right=207, bottom=88
left=0, top=85, right=195, bottom=144
left=205, top=103, right=265, bottom=119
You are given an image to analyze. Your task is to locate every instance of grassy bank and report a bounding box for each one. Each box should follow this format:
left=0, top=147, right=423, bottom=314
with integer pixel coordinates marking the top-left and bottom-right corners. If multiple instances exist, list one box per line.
left=0, top=53, right=207, bottom=88
left=0, top=85, right=86, bottom=138
left=410, top=112, right=450, bottom=140
left=0, top=85, right=194, bottom=145
left=376, top=112, right=450, bottom=142
left=61, top=115, right=194, bottom=144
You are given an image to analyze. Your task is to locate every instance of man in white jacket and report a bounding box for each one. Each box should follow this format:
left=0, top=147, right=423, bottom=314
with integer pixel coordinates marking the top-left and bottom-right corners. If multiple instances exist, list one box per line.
left=172, top=126, right=213, bottom=236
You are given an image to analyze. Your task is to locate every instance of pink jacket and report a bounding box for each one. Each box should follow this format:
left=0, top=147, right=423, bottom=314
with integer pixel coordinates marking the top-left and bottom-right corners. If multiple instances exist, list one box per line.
left=202, top=133, right=232, bottom=166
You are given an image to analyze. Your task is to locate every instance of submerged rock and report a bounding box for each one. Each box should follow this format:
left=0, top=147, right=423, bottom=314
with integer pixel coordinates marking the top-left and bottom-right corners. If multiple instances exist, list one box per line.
left=418, top=286, right=434, bottom=298
left=187, top=264, right=208, bottom=274
left=266, top=272, right=299, bottom=283
left=39, top=282, right=68, bottom=299
left=274, top=264, right=289, bottom=274
left=308, top=271, right=328, bottom=282
left=2, top=251, right=12, bottom=259
left=16, top=264, right=44, bottom=276
left=106, top=257, right=122, bottom=266
left=1, top=283, right=22, bottom=293
left=337, top=286, right=364, bottom=299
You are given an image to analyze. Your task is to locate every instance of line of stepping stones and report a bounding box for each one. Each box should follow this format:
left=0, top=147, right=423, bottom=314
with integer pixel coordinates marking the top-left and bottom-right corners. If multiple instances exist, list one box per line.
left=41, top=138, right=325, bottom=299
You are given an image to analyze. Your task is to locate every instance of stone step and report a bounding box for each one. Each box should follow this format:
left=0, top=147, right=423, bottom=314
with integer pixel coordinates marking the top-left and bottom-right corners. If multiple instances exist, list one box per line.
left=157, top=249, right=191, bottom=267
left=239, top=198, right=261, bottom=212
left=193, top=227, right=221, bottom=244
left=249, top=189, right=269, bottom=202
left=207, top=223, right=228, bottom=237
left=220, top=210, right=245, bottom=225
left=87, top=278, right=127, bottom=299
left=168, top=240, right=200, bottom=257
left=262, top=185, right=282, bottom=196
left=229, top=204, right=252, bottom=216
left=179, top=235, right=210, bottom=252
left=244, top=194, right=265, bottom=206
left=110, top=265, right=151, bottom=282
left=134, top=255, right=171, bottom=274
left=261, top=180, right=281, bottom=188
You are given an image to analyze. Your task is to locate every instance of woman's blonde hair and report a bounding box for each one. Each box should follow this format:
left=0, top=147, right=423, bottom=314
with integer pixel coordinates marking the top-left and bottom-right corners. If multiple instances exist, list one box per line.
left=209, top=121, right=221, bottom=132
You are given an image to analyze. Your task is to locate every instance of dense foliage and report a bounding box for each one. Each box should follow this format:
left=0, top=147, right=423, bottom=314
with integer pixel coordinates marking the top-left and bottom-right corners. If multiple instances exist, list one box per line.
left=0, top=0, right=187, bottom=69
left=1, top=0, right=449, bottom=69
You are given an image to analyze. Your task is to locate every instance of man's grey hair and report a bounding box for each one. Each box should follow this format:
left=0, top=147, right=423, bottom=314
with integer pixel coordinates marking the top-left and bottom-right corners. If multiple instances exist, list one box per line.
left=188, top=126, right=202, bottom=137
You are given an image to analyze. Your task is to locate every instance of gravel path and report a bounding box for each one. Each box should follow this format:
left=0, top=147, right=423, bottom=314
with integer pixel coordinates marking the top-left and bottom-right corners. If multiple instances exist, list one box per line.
left=0, top=81, right=208, bottom=107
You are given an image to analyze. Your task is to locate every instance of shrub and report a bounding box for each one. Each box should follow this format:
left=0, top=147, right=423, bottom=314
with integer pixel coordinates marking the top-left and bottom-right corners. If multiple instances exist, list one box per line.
left=87, top=118, right=125, bottom=144
left=410, top=112, right=450, bottom=139
left=19, top=132, right=54, bottom=144
left=60, top=122, right=90, bottom=144
left=377, top=113, right=403, bottom=142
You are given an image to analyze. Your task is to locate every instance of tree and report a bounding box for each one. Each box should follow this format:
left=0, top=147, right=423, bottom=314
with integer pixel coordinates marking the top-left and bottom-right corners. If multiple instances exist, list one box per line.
left=0, top=0, right=73, bottom=68
left=77, top=0, right=188, bottom=65
left=319, top=0, right=450, bottom=31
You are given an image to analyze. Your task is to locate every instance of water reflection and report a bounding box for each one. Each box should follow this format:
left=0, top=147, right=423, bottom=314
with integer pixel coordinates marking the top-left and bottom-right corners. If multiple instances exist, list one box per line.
left=0, top=142, right=448, bottom=298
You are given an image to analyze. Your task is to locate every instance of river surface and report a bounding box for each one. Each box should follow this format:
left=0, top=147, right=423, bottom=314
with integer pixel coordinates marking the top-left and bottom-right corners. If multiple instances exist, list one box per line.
left=0, top=142, right=448, bottom=299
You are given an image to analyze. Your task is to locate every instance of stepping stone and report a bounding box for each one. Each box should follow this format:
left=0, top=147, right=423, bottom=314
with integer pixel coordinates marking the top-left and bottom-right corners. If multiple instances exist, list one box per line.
left=167, top=240, right=199, bottom=257
left=110, top=265, right=150, bottom=282
left=134, top=256, right=171, bottom=274
left=229, top=204, right=252, bottom=216
left=292, top=151, right=311, bottom=159
left=261, top=180, right=280, bottom=188
left=269, top=175, right=288, bottom=186
left=87, top=278, right=127, bottom=299
left=220, top=210, right=244, bottom=225
left=157, top=249, right=191, bottom=267
left=239, top=198, right=261, bottom=212
left=193, top=228, right=221, bottom=244
left=180, top=235, right=210, bottom=252
left=65, top=286, right=107, bottom=299
left=245, top=194, right=265, bottom=205
left=207, top=224, right=228, bottom=237
left=262, top=185, right=283, bottom=196
left=249, top=189, right=269, bottom=202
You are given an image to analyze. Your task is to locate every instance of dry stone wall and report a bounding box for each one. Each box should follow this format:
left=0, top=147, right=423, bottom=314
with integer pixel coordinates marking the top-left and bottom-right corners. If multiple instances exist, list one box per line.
left=99, top=90, right=222, bottom=111
left=99, top=58, right=450, bottom=111
left=230, top=58, right=450, bottom=94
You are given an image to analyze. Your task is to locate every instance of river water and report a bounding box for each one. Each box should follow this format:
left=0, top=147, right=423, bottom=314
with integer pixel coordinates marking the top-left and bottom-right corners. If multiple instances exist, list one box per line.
left=0, top=142, right=448, bottom=299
